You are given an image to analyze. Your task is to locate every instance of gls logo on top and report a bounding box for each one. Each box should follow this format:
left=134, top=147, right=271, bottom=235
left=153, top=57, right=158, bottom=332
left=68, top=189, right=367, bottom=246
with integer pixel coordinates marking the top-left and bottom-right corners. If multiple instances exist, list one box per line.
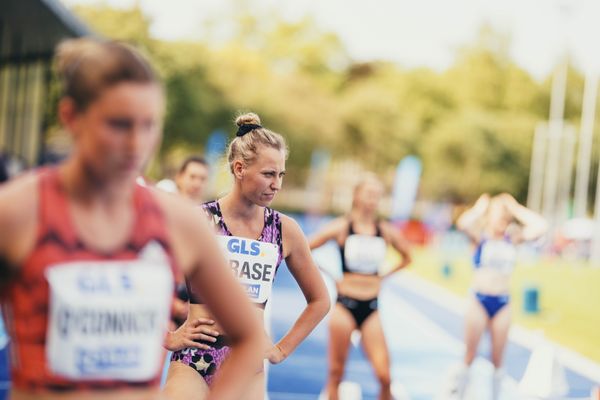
left=227, top=238, right=261, bottom=256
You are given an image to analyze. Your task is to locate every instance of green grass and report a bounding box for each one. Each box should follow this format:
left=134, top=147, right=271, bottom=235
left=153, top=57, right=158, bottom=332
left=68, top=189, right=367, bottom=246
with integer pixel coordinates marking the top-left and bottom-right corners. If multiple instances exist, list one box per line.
left=388, top=249, right=600, bottom=364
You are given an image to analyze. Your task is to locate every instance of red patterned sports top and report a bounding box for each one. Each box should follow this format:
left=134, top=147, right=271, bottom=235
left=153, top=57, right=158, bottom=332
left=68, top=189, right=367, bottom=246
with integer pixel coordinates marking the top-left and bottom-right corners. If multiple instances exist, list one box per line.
left=1, top=167, right=177, bottom=391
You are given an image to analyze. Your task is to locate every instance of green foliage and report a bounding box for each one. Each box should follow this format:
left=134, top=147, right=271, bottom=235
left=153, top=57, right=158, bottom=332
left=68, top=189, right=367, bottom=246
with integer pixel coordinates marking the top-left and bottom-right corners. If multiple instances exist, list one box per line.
left=68, top=4, right=593, bottom=201
left=420, top=110, right=536, bottom=202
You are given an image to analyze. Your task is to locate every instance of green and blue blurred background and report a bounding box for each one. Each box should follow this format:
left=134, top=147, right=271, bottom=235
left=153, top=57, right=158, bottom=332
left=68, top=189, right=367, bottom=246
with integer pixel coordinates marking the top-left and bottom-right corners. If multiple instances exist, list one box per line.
left=2, top=0, right=600, bottom=398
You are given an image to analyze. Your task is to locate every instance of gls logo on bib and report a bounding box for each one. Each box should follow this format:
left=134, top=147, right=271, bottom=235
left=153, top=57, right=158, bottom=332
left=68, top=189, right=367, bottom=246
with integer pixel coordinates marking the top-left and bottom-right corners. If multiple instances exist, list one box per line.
left=217, top=236, right=278, bottom=303
left=227, top=238, right=261, bottom=256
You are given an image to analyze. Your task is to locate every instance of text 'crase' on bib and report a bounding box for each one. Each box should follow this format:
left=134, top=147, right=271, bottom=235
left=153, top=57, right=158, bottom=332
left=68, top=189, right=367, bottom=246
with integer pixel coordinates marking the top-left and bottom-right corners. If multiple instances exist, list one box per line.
left=217, top=236, right=278, bottom=304
left=45, top=242, right=173, bottom=381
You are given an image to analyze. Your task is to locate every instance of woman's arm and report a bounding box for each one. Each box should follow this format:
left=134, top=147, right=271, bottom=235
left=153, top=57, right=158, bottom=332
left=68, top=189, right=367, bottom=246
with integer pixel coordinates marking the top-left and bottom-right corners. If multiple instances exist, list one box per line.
left=457, top=193, right=490, bottom=242
left=163, top=317, right=220, bottom=352
left=501, top=194, right=548, bottom=241
left=308, top=217, right=345, bottom=250
left=380, top=222, right=412, bottom=277
left=0, top=174, right=39, bottom=287
left=268, top=215, right=330, bottom=364
left=169, top=202, right=263, bottom=400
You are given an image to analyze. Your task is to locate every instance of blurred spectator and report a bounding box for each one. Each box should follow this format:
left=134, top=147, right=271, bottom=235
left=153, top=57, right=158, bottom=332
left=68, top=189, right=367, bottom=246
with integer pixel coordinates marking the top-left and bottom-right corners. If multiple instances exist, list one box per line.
left=155, top=156, right=209, bottom=204
left=175, top=156, right=209, bottom=203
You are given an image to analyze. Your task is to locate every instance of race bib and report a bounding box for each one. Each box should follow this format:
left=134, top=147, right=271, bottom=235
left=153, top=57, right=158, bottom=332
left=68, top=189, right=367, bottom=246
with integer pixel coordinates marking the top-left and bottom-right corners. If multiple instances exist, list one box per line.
left=480, top=240, right=517, bottom=274
left=217, top=236, right=278, bottom=304
left=344, top=235, right=387, bottom=275
left=45, top=242, right=173, bottom=381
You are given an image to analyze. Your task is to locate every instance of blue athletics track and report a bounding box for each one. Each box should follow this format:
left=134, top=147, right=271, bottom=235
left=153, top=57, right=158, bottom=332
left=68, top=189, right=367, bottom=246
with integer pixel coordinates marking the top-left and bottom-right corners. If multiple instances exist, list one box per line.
left=1, top=215, right=599, bottom=400
left=265, top=215, right=600, bottom=400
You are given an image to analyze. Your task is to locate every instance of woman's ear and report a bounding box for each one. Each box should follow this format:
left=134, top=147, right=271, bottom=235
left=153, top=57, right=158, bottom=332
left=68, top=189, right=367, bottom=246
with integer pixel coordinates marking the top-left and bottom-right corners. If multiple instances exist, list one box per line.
left=58, top=97, right=81, bottom=140
left=232, top=159, right=245, bottom=180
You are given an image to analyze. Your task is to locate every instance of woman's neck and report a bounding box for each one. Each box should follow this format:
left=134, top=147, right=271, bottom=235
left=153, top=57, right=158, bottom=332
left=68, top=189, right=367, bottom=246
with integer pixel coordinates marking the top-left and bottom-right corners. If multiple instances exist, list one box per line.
left=485, top=226, right=506, bottom=240
left=220, top=187, right=261, bottom=221
left=350, top=208, right=376, bottom=225
left=60, top=157, right=134, bottom=205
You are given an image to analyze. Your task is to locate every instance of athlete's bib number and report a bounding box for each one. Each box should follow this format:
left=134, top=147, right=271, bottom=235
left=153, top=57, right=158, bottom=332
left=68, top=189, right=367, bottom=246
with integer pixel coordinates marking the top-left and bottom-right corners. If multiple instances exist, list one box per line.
left=344, top=235, right=387, bottom=275
left=480, top=240, right=516, bottom=274
left=45, top=243, right=173, bottom=381
left=217, top=236, right=278, bottom=304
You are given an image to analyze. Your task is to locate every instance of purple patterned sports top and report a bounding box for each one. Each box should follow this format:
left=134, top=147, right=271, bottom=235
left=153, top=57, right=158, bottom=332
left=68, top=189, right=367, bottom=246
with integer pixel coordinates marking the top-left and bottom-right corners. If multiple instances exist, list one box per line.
left=186, top=200, right=284, bottom=307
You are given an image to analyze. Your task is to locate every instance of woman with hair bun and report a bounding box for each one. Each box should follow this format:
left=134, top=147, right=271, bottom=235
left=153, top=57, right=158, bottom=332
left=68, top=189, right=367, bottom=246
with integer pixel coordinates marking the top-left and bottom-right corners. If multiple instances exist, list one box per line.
left=164, top=112, right=330, bottom=399
left=0, top=38, right=262, bottom=400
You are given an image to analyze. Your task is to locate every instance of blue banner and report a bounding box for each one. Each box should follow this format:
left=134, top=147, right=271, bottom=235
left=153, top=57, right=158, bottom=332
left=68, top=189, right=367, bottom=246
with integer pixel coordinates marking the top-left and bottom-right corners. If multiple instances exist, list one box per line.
left=391, top=155, right=422, bottom=221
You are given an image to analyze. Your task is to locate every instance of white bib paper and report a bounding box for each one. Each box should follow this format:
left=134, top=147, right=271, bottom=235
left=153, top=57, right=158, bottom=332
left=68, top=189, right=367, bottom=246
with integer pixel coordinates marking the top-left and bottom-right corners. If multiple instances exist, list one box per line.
left=45, top=242, right=173, bottom=381
left=344, top=235, right=387, bottom=275
left=216, top=236, right=279, bottom=304
left=480, top=240, right=517, bottom=274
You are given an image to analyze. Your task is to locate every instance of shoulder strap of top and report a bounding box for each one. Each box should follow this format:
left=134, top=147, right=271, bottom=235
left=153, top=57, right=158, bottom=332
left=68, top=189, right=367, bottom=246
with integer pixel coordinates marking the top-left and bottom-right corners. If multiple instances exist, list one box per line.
left=347, top=218, right=355, bottom=235
left=375, top=220, right=383, bottom=237
left=263, top=207, right=284, bottom=265
left=201, top=200, right=220, bottom=223
left=36, top=167, right=78, bottom=248
left=201, top=200, right=218, bottom=216
left=472, top=239, right=487, bottom=267
left=128, top=182, right=170, bottom=251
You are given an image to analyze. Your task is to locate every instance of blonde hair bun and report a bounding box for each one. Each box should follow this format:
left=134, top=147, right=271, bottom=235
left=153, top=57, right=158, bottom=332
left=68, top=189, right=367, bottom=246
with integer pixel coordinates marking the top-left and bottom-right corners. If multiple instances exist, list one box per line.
left=235, top=113, right=261, bottom=127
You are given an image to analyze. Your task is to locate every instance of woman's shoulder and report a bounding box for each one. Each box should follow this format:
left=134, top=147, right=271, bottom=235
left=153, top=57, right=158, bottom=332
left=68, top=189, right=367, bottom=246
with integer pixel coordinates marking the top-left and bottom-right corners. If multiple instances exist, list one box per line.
left=276, top=212, right=300, bottom=232
left=149, top=187, right=208, bottom=232
left=0, top=171, right=41, bottom=263
left=377, top=219, right=394, bottom=231
left=0, top=171, right=40, bottom=224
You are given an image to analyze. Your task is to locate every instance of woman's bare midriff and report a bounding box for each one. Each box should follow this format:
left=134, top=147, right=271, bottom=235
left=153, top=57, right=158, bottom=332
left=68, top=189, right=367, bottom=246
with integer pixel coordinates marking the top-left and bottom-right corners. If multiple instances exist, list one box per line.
left=188, top=303, right=265, bottom=334
left=472, top=268, right=511, bottom=295
left=10, top=387, right=164, bottom=400
left=337, top=273, right=381, bottom=300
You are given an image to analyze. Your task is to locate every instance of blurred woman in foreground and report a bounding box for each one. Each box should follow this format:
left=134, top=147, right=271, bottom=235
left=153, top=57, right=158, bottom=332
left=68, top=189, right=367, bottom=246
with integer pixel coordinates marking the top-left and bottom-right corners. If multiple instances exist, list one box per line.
left=0, top=38, right=262, bottom=400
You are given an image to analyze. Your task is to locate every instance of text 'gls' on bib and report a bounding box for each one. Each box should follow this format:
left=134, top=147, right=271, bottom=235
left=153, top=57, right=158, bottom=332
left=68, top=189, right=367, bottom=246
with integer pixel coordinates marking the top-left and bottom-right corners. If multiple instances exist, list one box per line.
left=217, top=236, right=278, bottom=304
left=344, top=235, right=387, bottom=275
left=45, top=242, right=173, bottom=381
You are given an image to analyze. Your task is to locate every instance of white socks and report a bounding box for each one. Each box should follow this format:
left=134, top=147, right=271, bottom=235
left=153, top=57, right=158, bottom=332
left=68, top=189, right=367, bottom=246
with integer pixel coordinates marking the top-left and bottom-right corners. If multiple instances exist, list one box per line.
left=492, top=367, right=505, bottom=400
left=445, top=363, right=470, bottom=399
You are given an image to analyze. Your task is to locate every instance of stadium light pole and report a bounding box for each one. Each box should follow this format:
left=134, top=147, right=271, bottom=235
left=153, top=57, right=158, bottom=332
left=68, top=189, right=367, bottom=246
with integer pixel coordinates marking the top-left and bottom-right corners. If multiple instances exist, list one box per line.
left=542, top=56, right=568, bottom=229
left=556, top=125, right=576, bottom=226
left=592, top=166, right=600, bottom=265
left=573, top=71, right=599, bottom=218
left=527, top=123, right=548, bottom=213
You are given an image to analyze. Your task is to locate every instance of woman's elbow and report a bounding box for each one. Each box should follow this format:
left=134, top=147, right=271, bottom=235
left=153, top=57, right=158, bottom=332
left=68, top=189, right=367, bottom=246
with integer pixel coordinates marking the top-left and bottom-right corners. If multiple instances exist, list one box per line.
left=311, top=295, right=331, bottom=319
